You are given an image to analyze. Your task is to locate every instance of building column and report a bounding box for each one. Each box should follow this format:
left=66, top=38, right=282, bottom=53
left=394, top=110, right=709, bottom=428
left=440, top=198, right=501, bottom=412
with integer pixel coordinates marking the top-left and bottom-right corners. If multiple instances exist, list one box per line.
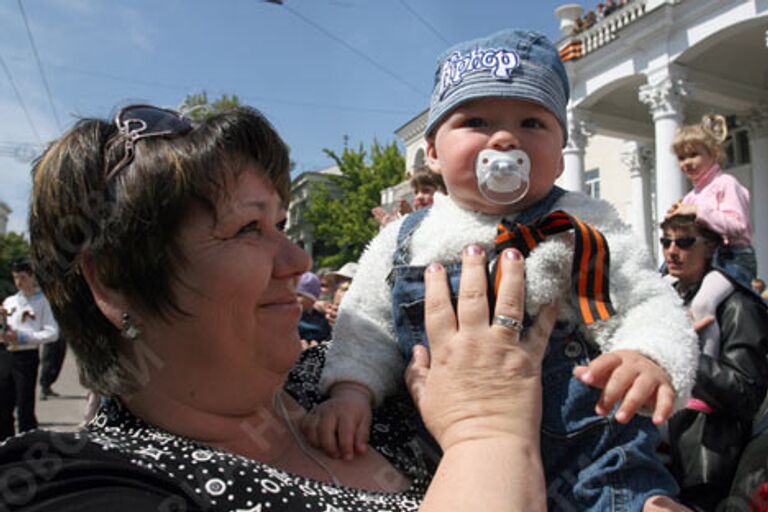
left=621, top=141, right=654, bottom=254
left=639, top=76, right=689, bottom=261
left=746, top=108, right=768, bottom=277
left=560, top=111, right=592, bottom=193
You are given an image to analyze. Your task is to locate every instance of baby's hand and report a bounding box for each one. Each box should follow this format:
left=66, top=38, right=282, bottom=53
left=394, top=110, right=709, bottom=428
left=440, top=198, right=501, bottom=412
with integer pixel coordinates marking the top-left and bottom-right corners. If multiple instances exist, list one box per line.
left=300, top=382, right=373, bottom=460
left=573, top=350, right=675, bottom=425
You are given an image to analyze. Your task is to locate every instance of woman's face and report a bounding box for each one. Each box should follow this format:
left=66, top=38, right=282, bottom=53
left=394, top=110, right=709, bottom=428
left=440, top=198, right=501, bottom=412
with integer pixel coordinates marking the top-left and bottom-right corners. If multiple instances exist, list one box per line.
left=140, top=164, right=311, bottom=414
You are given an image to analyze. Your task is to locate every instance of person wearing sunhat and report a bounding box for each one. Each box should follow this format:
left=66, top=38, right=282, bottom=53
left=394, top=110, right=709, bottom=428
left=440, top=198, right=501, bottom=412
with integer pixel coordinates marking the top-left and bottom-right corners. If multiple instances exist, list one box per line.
left=330, top=262, right=358, bottom=283
left=297, top=272, right=332, bottom=345
left=324, top=262, right=358, bottom=326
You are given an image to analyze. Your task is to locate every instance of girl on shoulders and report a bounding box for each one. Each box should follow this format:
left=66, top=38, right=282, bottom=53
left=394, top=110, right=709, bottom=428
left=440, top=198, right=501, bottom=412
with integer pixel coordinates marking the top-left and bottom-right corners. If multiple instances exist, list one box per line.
left=667, top=114, right=756, bottom=356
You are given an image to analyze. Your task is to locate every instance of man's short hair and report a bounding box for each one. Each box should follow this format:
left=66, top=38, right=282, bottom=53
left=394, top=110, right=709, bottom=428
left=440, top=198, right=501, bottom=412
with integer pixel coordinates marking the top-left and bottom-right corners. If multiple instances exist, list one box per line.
left=10, top=259, right=34, bottom=275
left=660, top=214, right=722, bottom=244
left=410, top=166, right=446, bottom=194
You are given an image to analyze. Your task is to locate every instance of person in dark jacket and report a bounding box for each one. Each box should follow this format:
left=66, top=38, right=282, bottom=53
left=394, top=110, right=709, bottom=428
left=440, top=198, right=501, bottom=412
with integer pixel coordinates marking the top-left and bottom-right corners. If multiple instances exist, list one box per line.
left=661, top=214, right=768, bottom=511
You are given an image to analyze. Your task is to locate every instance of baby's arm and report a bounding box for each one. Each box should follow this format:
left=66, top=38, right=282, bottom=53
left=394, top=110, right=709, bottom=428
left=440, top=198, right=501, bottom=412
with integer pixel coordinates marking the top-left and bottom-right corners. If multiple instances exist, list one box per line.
left=302, top=381, right=374, bottom=459
left=587, top=230, right=699, bottom=424
left=304, top=219, right=406, bottom=458
left=574, top=349, right=675, bottom=425
left=568, top=211, right=698, bottom=423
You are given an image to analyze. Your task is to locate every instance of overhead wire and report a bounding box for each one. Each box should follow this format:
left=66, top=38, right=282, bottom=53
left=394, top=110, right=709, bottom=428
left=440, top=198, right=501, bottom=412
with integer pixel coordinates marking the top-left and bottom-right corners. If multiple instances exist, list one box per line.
left=270, top=1, right=428, bottom=98
left=396, top=0, right=449, bottom=45
left=0, top=52, right=43, bottom=143
left=18, top=0, right=63, bottom=132
left=0, top=54, right=415, bottom=116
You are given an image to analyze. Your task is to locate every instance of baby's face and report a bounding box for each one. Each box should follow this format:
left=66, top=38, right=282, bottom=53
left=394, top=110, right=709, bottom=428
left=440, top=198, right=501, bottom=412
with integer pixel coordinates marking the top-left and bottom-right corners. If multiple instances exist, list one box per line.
left=427, top=97, right=564, bottom=215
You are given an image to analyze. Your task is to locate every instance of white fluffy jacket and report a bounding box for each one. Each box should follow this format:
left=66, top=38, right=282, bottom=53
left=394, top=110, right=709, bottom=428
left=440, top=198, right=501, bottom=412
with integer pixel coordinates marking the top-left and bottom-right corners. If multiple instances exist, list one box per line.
left=321, top=192, right=698, bottom=410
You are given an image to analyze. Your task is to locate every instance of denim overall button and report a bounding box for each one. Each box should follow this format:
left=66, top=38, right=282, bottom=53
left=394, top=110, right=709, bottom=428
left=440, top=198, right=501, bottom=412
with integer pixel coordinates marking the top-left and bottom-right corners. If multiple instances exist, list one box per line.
left=564, top=340, right=582, bottom=359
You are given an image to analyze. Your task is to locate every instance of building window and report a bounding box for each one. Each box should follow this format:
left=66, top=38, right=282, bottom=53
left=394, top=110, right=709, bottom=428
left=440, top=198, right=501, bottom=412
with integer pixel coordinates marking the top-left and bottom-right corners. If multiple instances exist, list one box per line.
left=724, top=116, right=750, bottom=168
left=413, top=148, right=425, bottom=172
left=585, top=168, right=600, bottom=199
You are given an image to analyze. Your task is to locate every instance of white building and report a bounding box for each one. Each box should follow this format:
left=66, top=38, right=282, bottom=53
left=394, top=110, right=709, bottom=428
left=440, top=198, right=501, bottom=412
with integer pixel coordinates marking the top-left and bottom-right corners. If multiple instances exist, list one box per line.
left=0, top=201, right=10, bottom=235
left=286, top=165, right=342, bottom=261
left=555, top=0, right=768, bottom=270
left=389, top=0, right=768, bottom=276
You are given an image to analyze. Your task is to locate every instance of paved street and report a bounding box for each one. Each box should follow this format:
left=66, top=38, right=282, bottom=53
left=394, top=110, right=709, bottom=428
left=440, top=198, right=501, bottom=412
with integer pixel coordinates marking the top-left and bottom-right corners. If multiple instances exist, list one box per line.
left=35, top=347, right=88, bottom=432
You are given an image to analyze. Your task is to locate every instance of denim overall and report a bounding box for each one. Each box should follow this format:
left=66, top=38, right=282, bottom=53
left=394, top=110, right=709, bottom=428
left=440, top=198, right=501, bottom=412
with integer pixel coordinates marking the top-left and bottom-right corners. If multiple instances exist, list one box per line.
left=713, top=244, right=758, bottom=296
left=388, top=187, right=678, bottom=510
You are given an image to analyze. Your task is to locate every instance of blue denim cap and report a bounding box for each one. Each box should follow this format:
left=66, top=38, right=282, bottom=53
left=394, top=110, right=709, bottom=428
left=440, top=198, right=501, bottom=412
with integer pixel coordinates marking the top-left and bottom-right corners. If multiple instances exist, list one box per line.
left=426, top=29, right=569, bottom=145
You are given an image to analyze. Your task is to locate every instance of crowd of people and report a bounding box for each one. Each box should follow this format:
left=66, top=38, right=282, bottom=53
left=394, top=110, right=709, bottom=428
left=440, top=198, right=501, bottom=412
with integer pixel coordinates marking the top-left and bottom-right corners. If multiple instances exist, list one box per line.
left=0, top=26, right=766, bottom=512
left=572, top=0, right=635, bottom=33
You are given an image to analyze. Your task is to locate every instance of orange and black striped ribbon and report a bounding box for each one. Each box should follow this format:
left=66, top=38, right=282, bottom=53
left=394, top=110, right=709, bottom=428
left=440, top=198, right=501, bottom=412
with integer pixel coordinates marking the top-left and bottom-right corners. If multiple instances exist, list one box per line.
left=494, top=210, right=616, bottom=325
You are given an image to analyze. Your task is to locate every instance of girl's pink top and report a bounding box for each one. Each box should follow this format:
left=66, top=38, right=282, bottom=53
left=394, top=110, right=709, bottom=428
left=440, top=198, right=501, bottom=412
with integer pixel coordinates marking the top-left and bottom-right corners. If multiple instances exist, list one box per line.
left=681, top=164, right=753, bottom=245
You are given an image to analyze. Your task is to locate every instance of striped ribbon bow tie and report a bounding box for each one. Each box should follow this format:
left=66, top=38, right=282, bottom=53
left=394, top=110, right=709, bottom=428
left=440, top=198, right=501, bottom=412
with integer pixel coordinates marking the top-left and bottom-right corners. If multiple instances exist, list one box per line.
left=494, top=210, right=616, bottom=325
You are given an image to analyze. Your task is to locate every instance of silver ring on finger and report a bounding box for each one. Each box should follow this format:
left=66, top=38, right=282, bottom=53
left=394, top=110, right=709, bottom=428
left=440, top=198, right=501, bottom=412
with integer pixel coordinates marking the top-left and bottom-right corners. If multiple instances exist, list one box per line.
left=492, top=314, right=523, bottom=332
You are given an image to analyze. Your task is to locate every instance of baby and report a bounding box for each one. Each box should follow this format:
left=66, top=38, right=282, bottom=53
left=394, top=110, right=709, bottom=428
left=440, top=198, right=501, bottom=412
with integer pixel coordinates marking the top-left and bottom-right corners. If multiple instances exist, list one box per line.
left=307, top=29, right=698, bottom=510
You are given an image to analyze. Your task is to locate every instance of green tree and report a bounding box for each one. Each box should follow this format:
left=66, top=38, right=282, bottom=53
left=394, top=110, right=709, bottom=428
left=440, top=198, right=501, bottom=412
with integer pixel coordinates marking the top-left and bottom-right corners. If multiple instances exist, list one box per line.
left=179, top=91, right=242, bottom=123
left=0, top=232, right=31, bottom=297
left=305, top=140, right=405, bottom=269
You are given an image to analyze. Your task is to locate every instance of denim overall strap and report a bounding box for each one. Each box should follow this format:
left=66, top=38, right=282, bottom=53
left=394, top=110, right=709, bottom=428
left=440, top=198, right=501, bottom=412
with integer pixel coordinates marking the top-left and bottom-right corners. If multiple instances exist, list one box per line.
left=392, top=206, right=432, bottom=267
left=510, top=185, right=567, bottom=225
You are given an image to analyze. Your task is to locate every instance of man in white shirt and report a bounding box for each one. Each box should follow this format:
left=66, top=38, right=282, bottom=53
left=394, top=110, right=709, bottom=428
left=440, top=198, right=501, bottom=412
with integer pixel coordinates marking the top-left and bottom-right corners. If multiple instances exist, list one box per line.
left=1, top=259, right=59, bottom=440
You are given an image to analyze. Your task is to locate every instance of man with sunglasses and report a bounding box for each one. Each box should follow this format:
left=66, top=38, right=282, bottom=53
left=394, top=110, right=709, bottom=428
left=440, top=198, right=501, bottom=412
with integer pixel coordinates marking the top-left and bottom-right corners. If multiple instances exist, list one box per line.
left=661, top=214, right=768, bottom=511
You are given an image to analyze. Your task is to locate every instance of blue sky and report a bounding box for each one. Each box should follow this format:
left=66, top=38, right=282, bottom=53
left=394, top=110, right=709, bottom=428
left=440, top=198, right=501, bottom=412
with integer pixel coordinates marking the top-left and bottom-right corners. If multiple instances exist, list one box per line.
left=0, top=0, right=580, bottom=233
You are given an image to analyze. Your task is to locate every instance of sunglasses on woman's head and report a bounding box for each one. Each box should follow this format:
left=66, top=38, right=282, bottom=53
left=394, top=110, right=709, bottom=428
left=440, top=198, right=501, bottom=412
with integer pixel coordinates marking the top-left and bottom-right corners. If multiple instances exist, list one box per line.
left=105, top=104, right=194, bottom=181
left=659, top=236, right=706, bottom=249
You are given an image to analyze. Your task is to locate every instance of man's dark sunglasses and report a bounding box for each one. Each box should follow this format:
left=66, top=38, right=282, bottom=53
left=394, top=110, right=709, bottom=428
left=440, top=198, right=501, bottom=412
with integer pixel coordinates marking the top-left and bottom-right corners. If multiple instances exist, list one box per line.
left=659, top=236, right=706, bottom=249
left=105, top=104, right=194, bottom=181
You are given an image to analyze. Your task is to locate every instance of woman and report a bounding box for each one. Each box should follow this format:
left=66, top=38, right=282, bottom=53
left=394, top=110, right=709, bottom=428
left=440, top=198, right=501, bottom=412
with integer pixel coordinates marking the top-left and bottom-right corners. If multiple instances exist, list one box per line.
left=3, top=104, right=549, bottom=511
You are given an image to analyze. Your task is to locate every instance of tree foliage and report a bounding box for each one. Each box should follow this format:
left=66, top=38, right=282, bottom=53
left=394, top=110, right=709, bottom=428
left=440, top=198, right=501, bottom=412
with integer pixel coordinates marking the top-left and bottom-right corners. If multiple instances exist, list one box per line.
left=305, top=141, right=405, bottom=269
left=0, top=232, right=31, bottom=298
left=179, top=91, right=242, bottom=123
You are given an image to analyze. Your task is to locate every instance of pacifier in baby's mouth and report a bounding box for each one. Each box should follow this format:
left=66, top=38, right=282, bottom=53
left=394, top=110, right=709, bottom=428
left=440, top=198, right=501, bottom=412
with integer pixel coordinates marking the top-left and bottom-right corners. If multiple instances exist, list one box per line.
left=475, top=148, right=531, bottom=204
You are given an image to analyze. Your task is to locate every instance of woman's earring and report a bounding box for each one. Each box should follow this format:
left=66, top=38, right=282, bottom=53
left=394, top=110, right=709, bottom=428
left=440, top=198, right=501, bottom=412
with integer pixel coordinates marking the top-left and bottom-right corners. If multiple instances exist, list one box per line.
left=121, top=313, right=141, bottom=340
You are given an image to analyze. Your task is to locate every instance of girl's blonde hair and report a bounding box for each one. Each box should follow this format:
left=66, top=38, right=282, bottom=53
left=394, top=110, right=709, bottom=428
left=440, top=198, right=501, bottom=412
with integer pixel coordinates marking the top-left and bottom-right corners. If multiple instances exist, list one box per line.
left=672, top=114, right=728, bottom=164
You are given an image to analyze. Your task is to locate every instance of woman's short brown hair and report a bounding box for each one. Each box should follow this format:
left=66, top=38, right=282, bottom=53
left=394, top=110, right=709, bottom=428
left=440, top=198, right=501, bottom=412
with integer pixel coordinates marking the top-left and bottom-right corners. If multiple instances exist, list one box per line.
left=29, top=106, right=290, bottom=395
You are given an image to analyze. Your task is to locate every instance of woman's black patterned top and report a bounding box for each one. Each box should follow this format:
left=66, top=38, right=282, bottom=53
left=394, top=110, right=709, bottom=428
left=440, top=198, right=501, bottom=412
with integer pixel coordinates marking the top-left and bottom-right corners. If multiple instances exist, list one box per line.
left=0, top=344, right=436, bottom=512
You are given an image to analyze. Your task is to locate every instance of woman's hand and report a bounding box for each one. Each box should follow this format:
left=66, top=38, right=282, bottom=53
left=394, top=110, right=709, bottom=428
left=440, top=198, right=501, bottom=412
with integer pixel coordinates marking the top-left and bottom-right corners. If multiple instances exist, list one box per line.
left=406, top=245, right=558, bottom=452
